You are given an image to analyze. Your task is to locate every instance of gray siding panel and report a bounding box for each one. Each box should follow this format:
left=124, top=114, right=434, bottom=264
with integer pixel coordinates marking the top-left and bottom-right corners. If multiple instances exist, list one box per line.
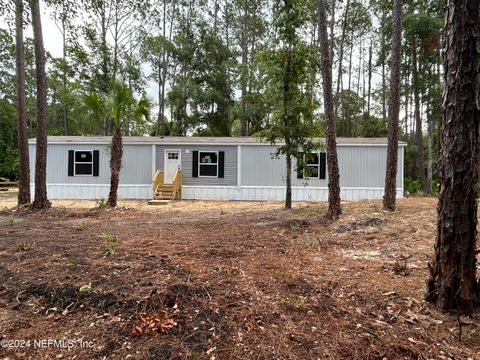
left=156, top=145, right=237, bottom=186
left=29, top=140, right=403, bottom=191
left=241, top=145, right=403, bottom=188
left=241, top=146, right=287, bottom=186
left=29, top=143, right=152, bottom=184
left=337, top=146, right=402, bottom=188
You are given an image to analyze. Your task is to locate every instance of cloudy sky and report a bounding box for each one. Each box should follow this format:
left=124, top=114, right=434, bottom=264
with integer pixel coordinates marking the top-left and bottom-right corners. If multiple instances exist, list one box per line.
left=1, top=2, right=159, bottom=105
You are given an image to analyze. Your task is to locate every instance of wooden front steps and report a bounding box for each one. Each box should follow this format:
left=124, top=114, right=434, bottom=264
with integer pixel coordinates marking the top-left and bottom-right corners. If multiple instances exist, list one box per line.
left=148, top=170, right=182, bottom=205
left=155, top=184, right=174, bottom=200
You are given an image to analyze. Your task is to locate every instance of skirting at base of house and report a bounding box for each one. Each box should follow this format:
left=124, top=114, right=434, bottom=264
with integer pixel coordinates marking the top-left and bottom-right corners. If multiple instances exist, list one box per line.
left=32, top=184, right=403, bottom=201
left=182, top=186, right=403, bottom=201
left=30, top=184, right=153, bottom=200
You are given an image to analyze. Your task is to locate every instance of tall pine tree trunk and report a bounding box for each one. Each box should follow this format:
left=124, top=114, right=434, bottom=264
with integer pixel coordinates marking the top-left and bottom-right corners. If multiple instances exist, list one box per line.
left=334, top=0, right=350, bottom=117
left=107, top=128, right=123, bottom=207
left=283, top=39, right=293, bottom=210
left=426, top=0, right=480, bottom=315
left=240, top=0, right=249, bottom=136
left=380, top=9, right=387, bottom=122
left=285, top=152, right=292, bottom=209
left=383, top=0, right=403, bottom=211
left=329, top=0, right=335, bottom=63
left=157, top=66, right=163, bottom=135
left=404, top=52, right=409, bottom=139
left=412, top=41, right=427, bottom=190
left=61, top=17, right=68, bottom=136
left=367, top=40, right=372, bottom=117
left=31, top=0, right=50, bottom=209
left=317, top=0, right=341, bottom=219
left=16, top=0, right=30, bottom=206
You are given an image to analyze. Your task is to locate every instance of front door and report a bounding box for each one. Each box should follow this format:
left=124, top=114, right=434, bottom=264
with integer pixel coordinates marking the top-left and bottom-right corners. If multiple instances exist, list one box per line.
left=164, top=150, right=181, bottom=184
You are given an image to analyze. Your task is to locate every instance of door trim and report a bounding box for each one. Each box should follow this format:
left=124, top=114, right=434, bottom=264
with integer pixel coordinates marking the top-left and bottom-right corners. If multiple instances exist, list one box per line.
left=164, top=149, right=182, bottom=184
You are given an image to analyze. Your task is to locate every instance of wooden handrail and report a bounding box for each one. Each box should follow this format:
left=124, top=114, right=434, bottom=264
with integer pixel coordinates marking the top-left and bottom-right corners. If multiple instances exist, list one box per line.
left=172, top=170, right=182, bottom=200
left=152, top=170, right=181, bottom=200
left=152, top=170, right=164, bottom=195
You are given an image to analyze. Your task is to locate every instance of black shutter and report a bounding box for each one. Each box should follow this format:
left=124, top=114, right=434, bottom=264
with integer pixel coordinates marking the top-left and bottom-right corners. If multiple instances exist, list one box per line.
left=68, top=150, right=74, bottom=176
left=192, top=151, right=199, bottom=177
left=93, top=150, right=100, bottom=176
left=319, top=152, right=326, bottom=179
left=218, top=151, right=225, bottom=178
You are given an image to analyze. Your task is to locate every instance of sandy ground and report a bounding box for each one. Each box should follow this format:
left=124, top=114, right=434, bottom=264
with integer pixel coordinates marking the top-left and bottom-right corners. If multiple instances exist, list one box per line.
left=0, top=197, right=478, bottom=360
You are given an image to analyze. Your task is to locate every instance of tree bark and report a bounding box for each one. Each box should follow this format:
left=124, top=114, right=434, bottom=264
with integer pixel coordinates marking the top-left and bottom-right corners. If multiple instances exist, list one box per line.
left=383, top=0, right=402, bottom=211
left=159, top=62, right=165, bottom=136
left=285, top=153, right=292, bottom=209
left=367, top=40, right=372, bottom=117
left=31, top=0, right=50, bottom=209
left=16, top=0, right=31, bottom=206
left=345, top=34, right=354, bottom=136
left=317, top=0, right=341, bottom=219
left=329, top=0, right=335, bottom=63
left=426, top=77, right=433, bottom=194
left=283, top=36, right=293, bottom=210
left=61, top=16, right=68, bottom=136
left=380, top=8, right=387, bottom=122
left=412, top=41, right=427, bottom=191
left=404, top=51, right=409, bottom=139
left=334, top=0, right=350, bottom=117
left=107, top=128, right=123, bottom=207
left=240, top=0, right=249, bottom=136
left=426, top=0, right=480, bottom=315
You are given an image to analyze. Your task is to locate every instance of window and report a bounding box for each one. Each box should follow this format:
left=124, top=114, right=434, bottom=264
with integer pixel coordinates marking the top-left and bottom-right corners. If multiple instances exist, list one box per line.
left=74, top=150, right=93, bottom=176
left=199, top=151, right=218, bottom=177
left=305, top=153, right=319, bottom=178
left=168, top=152, right=179, bottom=160
left=297, top=152, right=326, bottom=180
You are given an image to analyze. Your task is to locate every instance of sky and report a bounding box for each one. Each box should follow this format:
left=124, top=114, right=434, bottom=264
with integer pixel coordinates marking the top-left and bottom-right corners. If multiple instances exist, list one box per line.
left=0, top=2, right=159, bottom=105
left=0, top=2, right=63, bottom=57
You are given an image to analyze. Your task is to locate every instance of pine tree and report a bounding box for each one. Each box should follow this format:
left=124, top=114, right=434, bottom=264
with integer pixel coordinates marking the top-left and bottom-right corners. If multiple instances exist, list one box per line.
left=426, top=0, right=480, bottom=315
left=15, top=0, right=30, bottom=206
left=317, top=0, right=341, bottom=219
left=31, top=0, right=51, bottom=209
left=383, top=0, right=403, bottom=211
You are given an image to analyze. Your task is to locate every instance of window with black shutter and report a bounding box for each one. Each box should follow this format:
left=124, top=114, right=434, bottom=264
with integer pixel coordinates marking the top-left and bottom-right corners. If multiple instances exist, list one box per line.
left=68, top=150, right=99, bottom=176
left=297, top=152, right=326, bottom=179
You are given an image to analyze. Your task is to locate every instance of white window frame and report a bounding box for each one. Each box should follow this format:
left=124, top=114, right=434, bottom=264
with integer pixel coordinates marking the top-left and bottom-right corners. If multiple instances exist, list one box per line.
left=74, top=150, right=94, bottom=177
left=304, top=152, right=320, bottom=179
left=198, top=150, right=219, bottom=178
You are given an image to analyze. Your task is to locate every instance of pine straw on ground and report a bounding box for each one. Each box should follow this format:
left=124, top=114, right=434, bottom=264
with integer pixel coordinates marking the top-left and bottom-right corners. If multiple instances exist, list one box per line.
left=0, top=197, right=478, bottom=359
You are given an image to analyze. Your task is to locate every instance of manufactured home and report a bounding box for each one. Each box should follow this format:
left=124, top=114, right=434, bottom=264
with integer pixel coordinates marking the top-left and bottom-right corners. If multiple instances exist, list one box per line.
left=28, top=136, right=405, bottom=201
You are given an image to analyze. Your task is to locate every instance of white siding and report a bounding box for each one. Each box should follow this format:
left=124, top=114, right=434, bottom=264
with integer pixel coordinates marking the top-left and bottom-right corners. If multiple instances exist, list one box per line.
left=30, top=184, right=152, bottom=200
left=182, top=186, right=403, bottom=201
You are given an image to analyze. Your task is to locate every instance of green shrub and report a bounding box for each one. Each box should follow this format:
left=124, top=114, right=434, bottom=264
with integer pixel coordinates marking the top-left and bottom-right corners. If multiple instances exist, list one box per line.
left=101, top=231, right=120, bottom=256
left=0, top=141, right=19, bottom=180
left=404, top=177, right=420, bottom=195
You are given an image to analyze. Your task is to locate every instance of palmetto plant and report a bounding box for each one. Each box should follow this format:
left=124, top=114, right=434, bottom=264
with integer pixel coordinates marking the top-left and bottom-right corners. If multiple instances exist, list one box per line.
left=84, top=84, right=150, bottom=207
